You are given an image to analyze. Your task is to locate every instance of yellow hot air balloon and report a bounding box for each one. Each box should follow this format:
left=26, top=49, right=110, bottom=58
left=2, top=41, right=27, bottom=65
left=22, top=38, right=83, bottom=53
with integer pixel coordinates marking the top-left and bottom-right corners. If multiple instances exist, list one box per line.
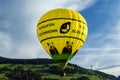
left=37, top=8, right=88, bottom=72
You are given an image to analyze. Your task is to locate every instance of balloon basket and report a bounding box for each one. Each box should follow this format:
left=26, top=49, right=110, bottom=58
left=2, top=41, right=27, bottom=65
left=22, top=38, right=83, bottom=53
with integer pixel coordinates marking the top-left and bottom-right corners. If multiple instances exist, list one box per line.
left=60, top=70, right=66, bottom=77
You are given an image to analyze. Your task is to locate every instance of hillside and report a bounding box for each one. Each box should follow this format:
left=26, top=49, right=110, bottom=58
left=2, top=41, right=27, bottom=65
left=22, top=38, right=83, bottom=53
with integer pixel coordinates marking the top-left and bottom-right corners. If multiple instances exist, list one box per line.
left=0, top=56, right=117, bottom=80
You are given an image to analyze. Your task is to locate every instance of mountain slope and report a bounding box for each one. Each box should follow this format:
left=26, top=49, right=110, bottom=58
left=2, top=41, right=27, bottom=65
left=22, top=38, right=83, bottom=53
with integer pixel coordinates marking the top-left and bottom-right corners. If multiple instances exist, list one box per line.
left=0, top=56, right=117, bottom=80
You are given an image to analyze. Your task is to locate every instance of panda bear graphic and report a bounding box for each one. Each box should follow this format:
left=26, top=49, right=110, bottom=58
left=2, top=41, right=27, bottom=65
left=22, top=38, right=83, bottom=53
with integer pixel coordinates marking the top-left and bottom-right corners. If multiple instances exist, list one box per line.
left=62, top=41, right=73, bottom=54
left=60, top=22, right=71, bottom=34
left=47, top=42, right=59, bottom=55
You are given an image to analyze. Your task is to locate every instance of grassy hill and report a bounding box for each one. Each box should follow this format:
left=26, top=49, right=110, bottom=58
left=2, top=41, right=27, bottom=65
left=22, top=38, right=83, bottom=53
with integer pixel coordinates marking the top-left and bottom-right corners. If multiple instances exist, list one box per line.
left=0, top=56, right=117, bottom=80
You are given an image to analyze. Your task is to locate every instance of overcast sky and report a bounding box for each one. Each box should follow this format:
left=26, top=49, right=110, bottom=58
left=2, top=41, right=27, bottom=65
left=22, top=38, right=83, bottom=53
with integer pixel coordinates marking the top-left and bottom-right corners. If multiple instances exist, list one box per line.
left=0, top=0, right=120, bottom=77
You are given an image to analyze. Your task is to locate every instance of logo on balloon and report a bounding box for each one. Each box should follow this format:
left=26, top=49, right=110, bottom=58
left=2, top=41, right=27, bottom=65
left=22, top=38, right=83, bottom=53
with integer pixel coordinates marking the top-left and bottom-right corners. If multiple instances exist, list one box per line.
left=60, top=22, right=71, bottom=34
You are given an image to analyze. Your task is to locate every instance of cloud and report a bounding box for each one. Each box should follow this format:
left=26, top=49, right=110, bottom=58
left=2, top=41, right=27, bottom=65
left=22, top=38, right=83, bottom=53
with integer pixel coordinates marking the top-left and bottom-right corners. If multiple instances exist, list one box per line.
left=14, top=41, right=51, bottom=59
left=70, top=51, right=120, bottom=77
left=0, top=20, right=11, bottom=31
left=0, top=6, right=2, bottom=15
left=0, top=0, right=120, bottom=76
left=106, top=20, right=120, bottom=40
left=101, top=67, right=120, bottom=77
left=23, top=0, right=120, bottom=76
left=0, top=32, right=12, bottom=57
left=70, top=19, right=120, bottom=76
left=17, top=0, right=98, bottom=58
left=25, top=0, right=98, bottom=16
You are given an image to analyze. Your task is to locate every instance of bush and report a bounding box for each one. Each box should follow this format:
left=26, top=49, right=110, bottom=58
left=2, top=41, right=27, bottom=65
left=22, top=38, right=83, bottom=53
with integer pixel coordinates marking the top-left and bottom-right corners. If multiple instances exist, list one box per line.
left=77, top=76, right=90, bottom=80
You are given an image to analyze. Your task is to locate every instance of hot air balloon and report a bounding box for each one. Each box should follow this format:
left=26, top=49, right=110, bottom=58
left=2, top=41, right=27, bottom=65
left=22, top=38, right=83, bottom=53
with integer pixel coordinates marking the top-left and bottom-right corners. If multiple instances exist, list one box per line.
left=36, top=8, right=88, bottom=76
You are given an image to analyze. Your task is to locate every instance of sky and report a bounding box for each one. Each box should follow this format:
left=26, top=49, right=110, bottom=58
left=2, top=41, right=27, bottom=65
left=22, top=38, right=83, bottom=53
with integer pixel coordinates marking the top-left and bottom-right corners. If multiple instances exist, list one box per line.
left=0, top=0, right=120, bottom=77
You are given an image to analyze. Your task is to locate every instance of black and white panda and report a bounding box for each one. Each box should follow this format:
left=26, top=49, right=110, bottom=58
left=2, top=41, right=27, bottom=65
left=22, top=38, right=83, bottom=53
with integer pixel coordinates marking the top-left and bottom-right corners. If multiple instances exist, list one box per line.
left=62, top=41, right=73, bottom=54
left=47, top=42, right=59, bottom=55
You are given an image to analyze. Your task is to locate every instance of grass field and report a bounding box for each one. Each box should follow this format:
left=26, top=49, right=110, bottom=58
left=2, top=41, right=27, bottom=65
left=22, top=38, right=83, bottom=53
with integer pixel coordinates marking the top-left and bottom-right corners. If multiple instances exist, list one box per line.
left=0, top=58, right=116, bottom=80
left=0, top=63, right=105, bottom=80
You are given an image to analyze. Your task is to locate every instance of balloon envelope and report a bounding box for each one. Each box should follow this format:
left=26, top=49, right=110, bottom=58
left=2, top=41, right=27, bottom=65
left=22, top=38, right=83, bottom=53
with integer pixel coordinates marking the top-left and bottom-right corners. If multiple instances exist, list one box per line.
left=37, top=8, right=88, bottom=70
